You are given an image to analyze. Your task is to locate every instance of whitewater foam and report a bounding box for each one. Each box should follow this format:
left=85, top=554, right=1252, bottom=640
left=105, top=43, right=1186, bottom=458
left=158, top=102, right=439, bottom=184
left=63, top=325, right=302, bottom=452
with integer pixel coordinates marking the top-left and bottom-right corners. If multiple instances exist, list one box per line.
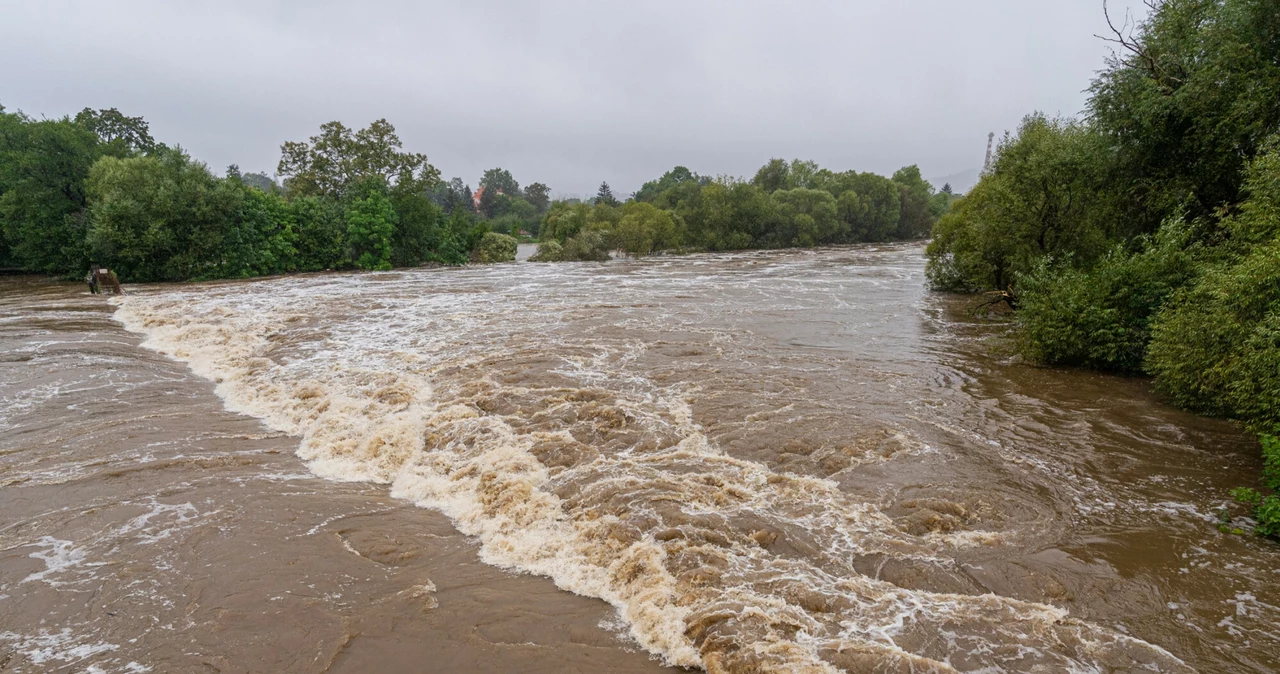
left=111, top=265, right=1192, bottom=672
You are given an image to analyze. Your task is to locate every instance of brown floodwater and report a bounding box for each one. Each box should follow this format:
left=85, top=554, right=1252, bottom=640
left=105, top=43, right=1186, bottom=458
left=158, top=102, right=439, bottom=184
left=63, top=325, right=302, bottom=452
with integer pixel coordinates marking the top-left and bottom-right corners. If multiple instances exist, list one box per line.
left=1, top=243, right=1276, bottom=673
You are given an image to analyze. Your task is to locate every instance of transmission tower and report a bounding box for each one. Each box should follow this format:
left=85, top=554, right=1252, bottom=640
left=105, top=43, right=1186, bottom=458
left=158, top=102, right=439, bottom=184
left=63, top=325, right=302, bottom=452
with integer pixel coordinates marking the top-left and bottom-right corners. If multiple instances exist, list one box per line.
left=982, top=132, right=995, bottom=174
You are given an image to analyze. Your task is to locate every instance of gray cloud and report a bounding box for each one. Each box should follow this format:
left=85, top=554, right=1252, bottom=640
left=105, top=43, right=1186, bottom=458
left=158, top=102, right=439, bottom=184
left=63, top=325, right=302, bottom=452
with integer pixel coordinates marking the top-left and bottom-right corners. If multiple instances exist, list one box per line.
left=0, top=0, right=1146, bottom=196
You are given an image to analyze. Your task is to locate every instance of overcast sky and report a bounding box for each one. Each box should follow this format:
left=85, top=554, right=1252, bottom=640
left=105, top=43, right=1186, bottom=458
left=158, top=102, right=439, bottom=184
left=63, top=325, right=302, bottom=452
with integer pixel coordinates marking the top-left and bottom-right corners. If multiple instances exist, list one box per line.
left=1, top=0, right=1146, bottom=197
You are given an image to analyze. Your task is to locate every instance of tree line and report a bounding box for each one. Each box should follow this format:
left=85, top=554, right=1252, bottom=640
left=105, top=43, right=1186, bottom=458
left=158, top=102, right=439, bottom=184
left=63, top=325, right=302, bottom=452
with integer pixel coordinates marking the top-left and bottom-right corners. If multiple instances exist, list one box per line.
left=530, top=161, right=954, bottom=262
left=0, top=105, right=950, bottom=278
left=0, top=111, right=555, bottom=280
left=925, top=0, right=1280, bottom=535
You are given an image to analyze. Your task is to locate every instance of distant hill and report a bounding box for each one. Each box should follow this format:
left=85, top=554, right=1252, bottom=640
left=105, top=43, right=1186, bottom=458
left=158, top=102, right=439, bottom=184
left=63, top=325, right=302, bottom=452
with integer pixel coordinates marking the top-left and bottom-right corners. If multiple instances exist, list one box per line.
left=929, top=168, right=980, bottom=195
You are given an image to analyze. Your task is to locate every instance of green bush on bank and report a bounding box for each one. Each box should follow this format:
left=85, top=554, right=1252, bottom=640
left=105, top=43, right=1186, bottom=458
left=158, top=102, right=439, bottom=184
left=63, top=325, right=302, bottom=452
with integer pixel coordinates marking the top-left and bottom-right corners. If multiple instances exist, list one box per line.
left=924, top=0, right=1280, bottom=536
left=1231, top=434, right=1280, bottom=537
left=1016, top=219, right=1199, bottom=373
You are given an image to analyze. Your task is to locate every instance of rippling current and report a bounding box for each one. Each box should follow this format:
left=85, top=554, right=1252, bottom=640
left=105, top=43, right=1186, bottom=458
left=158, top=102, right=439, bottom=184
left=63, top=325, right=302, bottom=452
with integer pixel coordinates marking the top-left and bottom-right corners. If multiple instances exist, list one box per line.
left=2, top=243, right=1277, bottom=672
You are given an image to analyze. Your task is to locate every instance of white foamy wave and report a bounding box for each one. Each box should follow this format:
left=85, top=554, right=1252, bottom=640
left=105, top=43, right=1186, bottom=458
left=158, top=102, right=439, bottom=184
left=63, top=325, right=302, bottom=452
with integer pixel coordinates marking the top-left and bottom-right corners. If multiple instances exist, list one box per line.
left=112, top=267, right=1191, bottom=673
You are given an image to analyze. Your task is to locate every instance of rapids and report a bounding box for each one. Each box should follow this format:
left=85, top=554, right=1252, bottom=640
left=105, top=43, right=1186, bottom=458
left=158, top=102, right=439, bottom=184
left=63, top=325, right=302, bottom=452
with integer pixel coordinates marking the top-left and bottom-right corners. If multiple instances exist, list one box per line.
left=2, top=243, right=1276, bottom=672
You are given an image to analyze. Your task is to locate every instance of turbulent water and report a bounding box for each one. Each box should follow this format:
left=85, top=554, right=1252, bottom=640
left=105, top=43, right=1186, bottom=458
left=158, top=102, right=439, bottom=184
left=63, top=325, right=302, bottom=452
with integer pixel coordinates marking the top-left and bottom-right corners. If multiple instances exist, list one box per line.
left=2, top=243, right=1277, bottom=673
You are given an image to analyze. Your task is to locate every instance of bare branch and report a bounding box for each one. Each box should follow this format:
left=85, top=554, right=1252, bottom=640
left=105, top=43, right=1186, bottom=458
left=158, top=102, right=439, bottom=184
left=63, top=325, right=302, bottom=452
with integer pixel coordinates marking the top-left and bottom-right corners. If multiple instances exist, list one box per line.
left=1094, top=0, right=1181, bottom=87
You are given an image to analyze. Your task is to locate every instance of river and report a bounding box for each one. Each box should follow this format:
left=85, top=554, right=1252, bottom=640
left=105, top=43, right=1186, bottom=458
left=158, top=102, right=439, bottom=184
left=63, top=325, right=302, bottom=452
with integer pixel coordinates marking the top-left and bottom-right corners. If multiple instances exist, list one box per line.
left=1, top=243, right=1276, bottom=672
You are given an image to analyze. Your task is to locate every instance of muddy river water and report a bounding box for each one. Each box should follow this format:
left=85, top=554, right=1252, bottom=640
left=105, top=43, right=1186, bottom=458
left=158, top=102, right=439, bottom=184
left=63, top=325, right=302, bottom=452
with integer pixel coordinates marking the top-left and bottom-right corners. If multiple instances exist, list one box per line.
left=1, top=243, right=1276, bottom=673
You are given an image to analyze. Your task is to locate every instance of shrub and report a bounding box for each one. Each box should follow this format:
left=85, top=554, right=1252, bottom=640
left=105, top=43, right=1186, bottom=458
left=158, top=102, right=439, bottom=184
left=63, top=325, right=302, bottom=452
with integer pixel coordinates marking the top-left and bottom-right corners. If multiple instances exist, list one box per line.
left=470, top=231, right=517, bottom=263
left=560, top=230, right=612, bottom=262
left=1231, top=433, right=1280, bottom=538
left=1016, top=218, right=1198, bottom=373
left=528, top=240, right=563, bottom=262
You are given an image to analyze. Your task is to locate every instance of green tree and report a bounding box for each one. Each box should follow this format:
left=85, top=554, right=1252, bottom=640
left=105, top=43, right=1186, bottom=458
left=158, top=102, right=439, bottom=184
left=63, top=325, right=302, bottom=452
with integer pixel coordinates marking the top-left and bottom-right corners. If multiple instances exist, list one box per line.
left=892, top=165, right=936, bottom=239
left=278, top=119, right=439, bottom=199
left=615, top=202, right=681, bottom=256
left=770, top=188, right=839, bottom=247
left=752, top=158, right=791, bottom=193
left=479, top=168, right=520, bottom=198
left=290, top=195, right=347, bottom=271
left=1090, top=0, right=1280, bottom=234
left=595, top=181, right=619, bottom=207
left=0, top=112, right=100, bottom=275
left=74, top=107, right=156, bottom=155
left=1146, top=138, right=1280, bottom=425
left=541, top=201, right=592, bottom=242
left=219, top=183, right=297, bottom=278
left=524, top=182, right=551, bottom=213
left=389, top=187, right=444, bottom=267
left=345, top=182, right=397, bottom=270
left=430, top=177, right=475, bottom=214
left=86, top=148, right=238, bottom=281
left=926, top=115, right=1117, bottom=291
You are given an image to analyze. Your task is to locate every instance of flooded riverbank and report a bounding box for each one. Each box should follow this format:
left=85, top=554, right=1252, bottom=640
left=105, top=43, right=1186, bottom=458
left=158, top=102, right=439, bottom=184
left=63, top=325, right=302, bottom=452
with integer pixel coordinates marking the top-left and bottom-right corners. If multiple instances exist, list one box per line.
left=2, top=243, right=1276, bottom=672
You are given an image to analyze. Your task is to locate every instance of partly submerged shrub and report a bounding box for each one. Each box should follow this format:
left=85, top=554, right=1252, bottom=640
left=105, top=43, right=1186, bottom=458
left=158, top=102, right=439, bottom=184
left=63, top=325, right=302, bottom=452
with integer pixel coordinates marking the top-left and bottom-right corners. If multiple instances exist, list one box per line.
left=1016, top=218, right=1198, bottom=373
left=470, top=231, right=517, bottom=263
left=528, top=240, right=563, bottom=262
left=1232, top=433, right=1280, bottom=538
left=560, top=230, right=612, bottom=262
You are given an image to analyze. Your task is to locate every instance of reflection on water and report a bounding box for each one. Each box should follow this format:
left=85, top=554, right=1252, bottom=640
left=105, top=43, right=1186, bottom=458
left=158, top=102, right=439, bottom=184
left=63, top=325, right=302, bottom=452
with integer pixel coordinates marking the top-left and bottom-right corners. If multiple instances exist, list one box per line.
left=2, top=243, right=1275, bottom=673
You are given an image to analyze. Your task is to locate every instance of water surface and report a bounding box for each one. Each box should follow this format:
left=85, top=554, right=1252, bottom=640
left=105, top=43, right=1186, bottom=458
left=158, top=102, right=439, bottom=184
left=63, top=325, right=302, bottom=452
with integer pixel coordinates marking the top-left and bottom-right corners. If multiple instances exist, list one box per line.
left=2, top=244, right=1275, bottom=672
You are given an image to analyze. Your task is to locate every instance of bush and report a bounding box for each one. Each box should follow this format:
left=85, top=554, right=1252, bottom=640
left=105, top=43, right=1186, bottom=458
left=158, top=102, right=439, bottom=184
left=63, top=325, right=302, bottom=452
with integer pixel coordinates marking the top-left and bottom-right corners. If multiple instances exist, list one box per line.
left=470, top=231, right=517, bottom=263
left=925, top=115, right=1117, bottom=291
left=528, top=240, right=563, bottom=262
left=1016, top=218, right=1198, bottom=373
left=560, top=230, right=612, bottom=262
left=1146, top=239, right=1280, bottom=421
left=1146, top=142, right=1280, bottom=424
left=1231, top=433, right=1280, bottom=538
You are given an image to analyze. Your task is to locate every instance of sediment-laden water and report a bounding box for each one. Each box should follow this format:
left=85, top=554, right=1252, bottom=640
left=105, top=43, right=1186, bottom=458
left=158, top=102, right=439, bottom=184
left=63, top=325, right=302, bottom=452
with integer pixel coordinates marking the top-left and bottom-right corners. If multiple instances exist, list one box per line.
left=2, top=243, right=1276, bottom=673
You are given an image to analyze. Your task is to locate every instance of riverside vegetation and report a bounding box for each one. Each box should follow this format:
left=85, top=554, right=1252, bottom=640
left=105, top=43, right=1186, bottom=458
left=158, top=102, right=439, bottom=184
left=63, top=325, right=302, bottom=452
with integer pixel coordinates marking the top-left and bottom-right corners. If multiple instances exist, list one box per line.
left=926, top=0, right=1280, bottom=536
left=0, top=109, right=950, bottom=278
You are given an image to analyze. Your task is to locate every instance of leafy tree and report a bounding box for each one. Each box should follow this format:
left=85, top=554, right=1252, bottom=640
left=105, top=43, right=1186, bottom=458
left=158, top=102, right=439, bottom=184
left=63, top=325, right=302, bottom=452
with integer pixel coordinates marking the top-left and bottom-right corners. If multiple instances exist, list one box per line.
left=770, top=188, right=839, bottom=247
left=926, top=115, right=1117, bottom=290
left=528, top=239, right=564, bottom=262
left=74, top=107, right=156, bottom=155
left=635, top=166, right=704, bottom=203
left=0, top=112, right=99, bottom=275
left=430, top=177, right=475, bottom=214
left=278, top=119, right=439, bottom=199
left=86, top=148, right=238, bottom=281
left=290, top=195, right=347, bottom=271
left=1146, top=138, right=1280, bottom=425
left=491, top=193, right=537, bottom=222
left=524, top=182, right=551, bottom=213
left=1090, top=0, right=1280, bottom=234
left=1017, top=218, right=1198, bottom=373
left=789, top=159, right=820, bottom=189
left=345, top=181, right=397, bottom=270
left=892, top=165, right=936, bottom=239
left=683, top=179, right=774, bottom=250
left=540, top=201, right=592, bottom=243
left=752, top=158, right=790, bottom=193
left=595, top=181, right=619, bottom=207
left=837, top=173, right=902, bottom=242
left=614, top=202, right=681, bottom=256
left=220, top=182, right=297, bottom=277
left=479, top=168, right=520, bottom=198
left=560, top=229, right=613, bottom=261
left=242, top=172, right=277, bottom=192
left=389, top=187, right=444, bottom=267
